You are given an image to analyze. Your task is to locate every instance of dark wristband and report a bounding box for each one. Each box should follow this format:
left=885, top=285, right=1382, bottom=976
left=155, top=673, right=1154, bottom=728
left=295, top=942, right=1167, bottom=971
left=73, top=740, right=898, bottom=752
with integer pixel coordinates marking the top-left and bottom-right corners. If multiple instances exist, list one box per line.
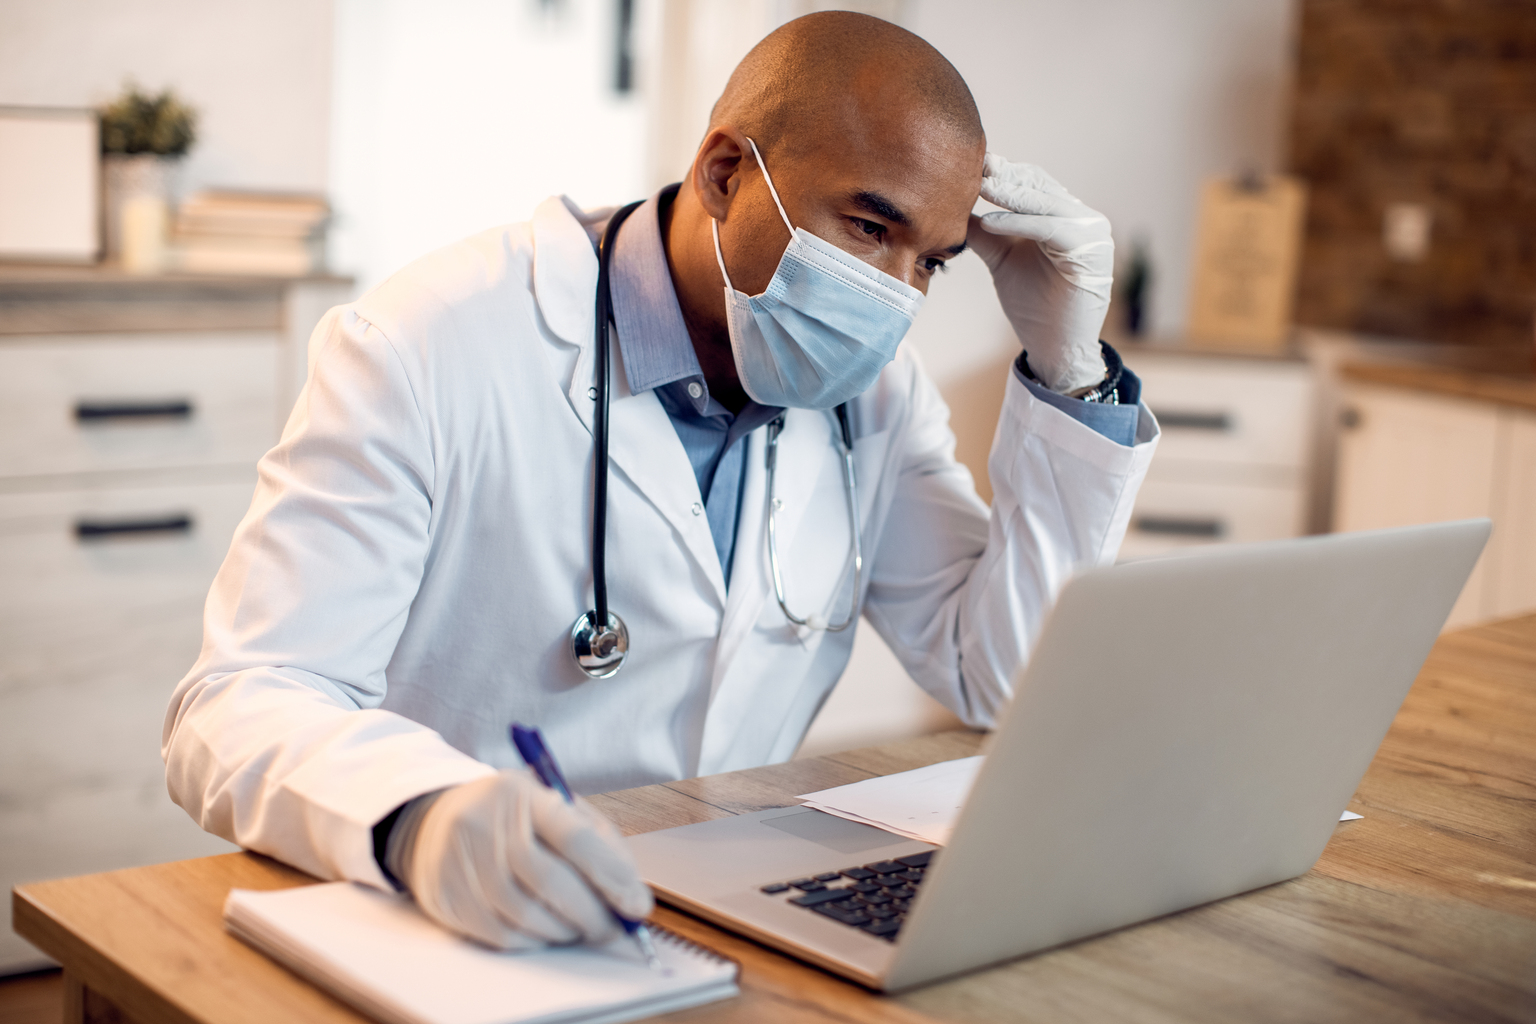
left=372, top=803, right=408, bottom=890
left=1016, top=341, right=1136, bottom=406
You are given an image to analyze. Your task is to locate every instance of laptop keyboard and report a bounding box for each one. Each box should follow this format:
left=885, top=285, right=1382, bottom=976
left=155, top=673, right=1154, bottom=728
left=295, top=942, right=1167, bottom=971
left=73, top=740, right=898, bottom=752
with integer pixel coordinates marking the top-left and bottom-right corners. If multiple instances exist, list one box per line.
left=758, top=851, right=933, bottom=942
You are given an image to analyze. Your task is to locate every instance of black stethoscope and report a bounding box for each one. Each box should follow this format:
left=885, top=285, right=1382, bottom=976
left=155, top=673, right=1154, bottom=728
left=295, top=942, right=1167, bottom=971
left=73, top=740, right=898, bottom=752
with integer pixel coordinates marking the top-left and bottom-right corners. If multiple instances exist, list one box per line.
left=570, top=201, right=863, bottom=679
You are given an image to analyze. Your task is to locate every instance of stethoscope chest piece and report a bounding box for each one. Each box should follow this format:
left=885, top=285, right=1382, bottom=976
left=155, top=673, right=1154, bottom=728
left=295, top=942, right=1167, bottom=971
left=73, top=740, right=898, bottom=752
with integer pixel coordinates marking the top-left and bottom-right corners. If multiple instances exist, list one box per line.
left=571, top=609, right=628, bottom=679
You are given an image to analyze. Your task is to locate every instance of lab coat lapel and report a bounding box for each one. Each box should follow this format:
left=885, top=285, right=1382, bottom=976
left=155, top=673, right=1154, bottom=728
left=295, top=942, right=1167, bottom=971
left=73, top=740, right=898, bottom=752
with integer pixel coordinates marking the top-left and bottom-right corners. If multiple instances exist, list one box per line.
left=604, top=336, right=728, bottom=607
left=532, top=194, right=725, bottom=605
left=533, top=195, right=601, bottom=352
left=531, top=194, right=604, bottom=436
left=711, top=408, right=832, bottom=692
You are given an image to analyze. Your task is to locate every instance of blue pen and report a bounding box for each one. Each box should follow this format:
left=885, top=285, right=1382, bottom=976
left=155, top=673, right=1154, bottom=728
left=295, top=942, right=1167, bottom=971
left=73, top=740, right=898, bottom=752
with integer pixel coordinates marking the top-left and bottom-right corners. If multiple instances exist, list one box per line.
left=510, top=723, right=661, bottom=970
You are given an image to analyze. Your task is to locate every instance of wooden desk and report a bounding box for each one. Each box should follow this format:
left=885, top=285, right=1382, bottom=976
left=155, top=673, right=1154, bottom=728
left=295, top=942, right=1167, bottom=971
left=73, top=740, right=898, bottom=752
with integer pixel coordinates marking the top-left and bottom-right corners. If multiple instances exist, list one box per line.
left=15, top=616, right=1536, bottom=1023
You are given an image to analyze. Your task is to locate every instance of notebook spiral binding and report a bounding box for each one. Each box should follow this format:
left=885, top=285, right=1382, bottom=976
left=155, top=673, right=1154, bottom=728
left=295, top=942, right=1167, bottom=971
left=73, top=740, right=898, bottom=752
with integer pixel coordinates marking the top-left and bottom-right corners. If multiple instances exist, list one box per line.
left=652, top=924, right=738, bottom=971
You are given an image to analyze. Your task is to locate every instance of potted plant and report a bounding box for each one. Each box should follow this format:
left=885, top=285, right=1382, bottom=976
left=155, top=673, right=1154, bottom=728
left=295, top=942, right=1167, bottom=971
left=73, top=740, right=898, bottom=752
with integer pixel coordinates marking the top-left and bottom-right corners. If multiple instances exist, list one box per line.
left=100, top=83, right=197, bottom=271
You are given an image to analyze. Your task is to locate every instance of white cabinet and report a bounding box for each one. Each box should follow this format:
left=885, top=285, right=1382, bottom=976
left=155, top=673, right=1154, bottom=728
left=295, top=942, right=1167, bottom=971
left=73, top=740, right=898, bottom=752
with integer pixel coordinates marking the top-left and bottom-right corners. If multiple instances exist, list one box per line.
left=0, top=334, right=280, bottom=477
left=0, top=271, right=350, bottom=973
left=1335, top=382, right=1536, bottom=629
left=1119, top=349, right=1317, bottom=561
left=1492, top=412, right=1536, bottom=616
left=0, top=477, right=257, bottom=916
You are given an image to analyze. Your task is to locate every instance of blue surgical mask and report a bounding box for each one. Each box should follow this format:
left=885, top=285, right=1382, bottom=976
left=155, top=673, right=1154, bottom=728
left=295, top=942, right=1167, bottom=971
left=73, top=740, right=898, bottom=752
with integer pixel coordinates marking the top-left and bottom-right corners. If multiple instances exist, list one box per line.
left=711, top=138, right=924, bottom=410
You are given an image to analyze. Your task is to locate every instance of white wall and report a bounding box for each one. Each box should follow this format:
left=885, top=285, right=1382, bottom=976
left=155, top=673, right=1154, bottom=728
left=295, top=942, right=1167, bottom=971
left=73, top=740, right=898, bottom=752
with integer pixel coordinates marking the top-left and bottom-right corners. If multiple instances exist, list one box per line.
left=909, top=0, right=1297, bottom=341
left=646, top=0, right=1295, bottom=340
left=328, top=0, right=653, bottom=293
left=639, top=0, right=1297, bottom=501
left=0, top=0, right=1299, bottom=759
left=645, top=0, right=907, bottom=189
left=0, top=0, right=333, bottom=195
left=796, top=0, right=1300, bottom=755
left=896, top=0, right=1299, bottom=499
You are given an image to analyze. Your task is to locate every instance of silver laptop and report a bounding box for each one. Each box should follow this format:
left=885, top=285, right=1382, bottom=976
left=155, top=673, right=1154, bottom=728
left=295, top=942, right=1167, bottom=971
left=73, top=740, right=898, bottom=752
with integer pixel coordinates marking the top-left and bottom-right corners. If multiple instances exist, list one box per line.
left=628, top=520, right=1490, bottom=992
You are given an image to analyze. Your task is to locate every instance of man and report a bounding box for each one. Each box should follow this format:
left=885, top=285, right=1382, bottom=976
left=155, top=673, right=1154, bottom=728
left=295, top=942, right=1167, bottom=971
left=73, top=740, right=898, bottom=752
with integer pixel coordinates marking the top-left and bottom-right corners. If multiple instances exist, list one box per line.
left=164, top=13, right=1157, bottom=953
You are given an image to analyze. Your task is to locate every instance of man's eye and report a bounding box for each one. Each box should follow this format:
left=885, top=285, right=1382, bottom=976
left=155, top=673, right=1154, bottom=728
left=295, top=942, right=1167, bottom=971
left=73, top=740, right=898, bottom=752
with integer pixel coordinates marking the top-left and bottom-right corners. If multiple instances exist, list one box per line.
left=921, top=257, right=949, bottom=274
left=852, top=218, right=883, bottom=237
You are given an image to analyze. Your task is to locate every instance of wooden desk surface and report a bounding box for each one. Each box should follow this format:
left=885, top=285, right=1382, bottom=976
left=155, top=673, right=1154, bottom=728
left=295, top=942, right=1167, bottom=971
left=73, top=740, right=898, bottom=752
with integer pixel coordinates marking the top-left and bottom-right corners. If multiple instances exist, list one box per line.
left=15, top=616, right=1536, bottom=1024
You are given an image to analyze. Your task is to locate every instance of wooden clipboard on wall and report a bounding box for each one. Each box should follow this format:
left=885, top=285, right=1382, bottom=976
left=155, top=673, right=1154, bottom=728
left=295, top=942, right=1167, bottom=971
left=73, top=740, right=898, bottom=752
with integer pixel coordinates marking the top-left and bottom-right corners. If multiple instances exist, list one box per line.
left=1186, top=175, right=1307, bottom=350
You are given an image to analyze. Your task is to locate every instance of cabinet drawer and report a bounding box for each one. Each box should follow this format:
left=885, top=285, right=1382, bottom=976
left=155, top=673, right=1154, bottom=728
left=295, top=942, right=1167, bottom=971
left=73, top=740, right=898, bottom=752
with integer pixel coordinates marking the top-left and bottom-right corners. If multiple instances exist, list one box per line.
left=0, top=473, right=252, bottom=970
left=1119, top=476, right=1306, bottom=561
left=1333, top=384, right=1498, bottom=630
left=0, top=332, right=279, bottom=479
left=0, top=473, right=254, bottom=700
left=1133, top=355, right=1314, bottom=470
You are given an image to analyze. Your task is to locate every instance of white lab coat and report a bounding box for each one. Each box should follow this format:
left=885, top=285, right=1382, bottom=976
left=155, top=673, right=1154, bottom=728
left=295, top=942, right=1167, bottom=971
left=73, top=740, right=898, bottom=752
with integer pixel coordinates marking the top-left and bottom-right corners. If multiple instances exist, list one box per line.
left=163, top=195, right=1158, bottom=889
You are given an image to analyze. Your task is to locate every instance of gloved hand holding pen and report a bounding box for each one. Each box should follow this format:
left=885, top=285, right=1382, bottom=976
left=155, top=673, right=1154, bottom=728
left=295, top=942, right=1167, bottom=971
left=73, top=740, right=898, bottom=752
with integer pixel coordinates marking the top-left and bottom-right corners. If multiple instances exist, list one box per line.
left=386, top=770, right=654, bottom=952
left=966, top=153, right=1116, bottom=395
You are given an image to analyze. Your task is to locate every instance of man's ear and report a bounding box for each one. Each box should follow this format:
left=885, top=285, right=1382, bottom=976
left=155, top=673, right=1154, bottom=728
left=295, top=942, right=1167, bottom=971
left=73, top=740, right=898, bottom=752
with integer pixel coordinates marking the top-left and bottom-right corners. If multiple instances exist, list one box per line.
left=691, top=129, right=749, bottom=222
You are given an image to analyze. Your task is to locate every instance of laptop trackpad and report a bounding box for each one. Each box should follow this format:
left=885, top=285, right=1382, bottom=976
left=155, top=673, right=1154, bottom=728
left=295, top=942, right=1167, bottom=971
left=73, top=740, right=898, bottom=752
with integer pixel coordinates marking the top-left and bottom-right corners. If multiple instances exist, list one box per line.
left=760, top=809, right=902, bottom=854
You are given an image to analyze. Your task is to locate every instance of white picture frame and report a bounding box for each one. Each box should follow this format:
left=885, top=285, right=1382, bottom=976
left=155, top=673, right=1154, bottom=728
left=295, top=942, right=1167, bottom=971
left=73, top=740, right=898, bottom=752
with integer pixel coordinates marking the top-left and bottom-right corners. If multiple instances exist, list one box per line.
left=0, top=106, right=100, bottom=263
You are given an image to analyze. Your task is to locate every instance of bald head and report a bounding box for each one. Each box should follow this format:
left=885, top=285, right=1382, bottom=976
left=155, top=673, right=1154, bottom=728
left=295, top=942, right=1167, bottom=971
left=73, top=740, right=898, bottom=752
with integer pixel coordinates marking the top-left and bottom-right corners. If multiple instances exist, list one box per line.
left=663, top=13, right=986, bottom=411
left=710, top=12, right=983, bottom=160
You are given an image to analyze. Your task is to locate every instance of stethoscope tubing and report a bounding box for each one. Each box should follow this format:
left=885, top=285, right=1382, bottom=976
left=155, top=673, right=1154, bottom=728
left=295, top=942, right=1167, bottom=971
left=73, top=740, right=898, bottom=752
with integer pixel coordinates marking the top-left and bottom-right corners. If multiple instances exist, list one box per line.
left=765, top=404, right=862, bottom=632
left=575, top=199, right=864, bottom=677
left=590, top=201, right=644, bottom=625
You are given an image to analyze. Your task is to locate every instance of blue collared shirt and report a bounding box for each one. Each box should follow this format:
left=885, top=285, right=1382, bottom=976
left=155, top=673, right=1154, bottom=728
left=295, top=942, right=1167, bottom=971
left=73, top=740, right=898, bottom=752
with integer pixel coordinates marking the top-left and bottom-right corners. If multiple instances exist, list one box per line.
left=609, top=186, right=780, bottom=588
left=606, top=185, right=1141, bottom=588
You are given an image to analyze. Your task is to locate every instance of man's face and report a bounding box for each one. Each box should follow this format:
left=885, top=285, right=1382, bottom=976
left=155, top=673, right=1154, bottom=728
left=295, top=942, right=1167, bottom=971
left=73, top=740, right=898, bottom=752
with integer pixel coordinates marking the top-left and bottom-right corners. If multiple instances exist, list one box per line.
left=717, top=101, right=984, bottom=297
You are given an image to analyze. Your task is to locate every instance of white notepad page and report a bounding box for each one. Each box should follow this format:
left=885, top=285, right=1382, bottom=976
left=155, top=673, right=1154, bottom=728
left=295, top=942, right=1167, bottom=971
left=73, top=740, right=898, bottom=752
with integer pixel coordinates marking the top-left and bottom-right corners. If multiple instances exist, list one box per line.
left=224, top=883, right=738, bottom=1024
left=798, top=756, right=1364, bottom=844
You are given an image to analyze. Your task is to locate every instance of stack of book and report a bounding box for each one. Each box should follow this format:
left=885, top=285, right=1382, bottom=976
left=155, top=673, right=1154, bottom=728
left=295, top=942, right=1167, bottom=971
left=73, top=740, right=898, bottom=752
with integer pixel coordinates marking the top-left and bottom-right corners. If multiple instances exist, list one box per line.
left=173, top=190, right=329, bottom=276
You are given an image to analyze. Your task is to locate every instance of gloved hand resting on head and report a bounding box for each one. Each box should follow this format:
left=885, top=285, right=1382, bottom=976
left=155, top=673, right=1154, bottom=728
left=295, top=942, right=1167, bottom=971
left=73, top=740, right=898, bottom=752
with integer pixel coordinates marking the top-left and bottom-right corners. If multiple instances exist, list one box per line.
left=388, top=769, right=653, bottom=951
left=966, top=153, right=1115, bottom=395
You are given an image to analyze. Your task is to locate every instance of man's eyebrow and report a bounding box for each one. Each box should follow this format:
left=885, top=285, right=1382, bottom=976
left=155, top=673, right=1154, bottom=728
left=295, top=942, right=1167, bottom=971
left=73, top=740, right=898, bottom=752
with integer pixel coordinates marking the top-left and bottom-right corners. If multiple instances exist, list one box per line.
left=847, top=190, right=911, bottom=227
left=846, top=189, right=967, bottom=257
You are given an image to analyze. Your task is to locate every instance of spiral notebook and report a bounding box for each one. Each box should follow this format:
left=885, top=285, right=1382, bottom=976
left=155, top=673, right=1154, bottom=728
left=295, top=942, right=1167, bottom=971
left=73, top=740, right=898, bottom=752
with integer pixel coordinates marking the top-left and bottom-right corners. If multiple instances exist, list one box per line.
left=224, top=883, right=739, bottom=1024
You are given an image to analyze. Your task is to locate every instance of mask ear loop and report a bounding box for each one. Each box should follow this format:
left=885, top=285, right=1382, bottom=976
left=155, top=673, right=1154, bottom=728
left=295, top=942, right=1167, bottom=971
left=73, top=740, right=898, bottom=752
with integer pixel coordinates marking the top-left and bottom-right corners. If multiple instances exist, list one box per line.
left=744, top=137, right=795, bottom=236
left=711, top=136, right=795, bottom=293
left=711, top=219, right=736, bottom=293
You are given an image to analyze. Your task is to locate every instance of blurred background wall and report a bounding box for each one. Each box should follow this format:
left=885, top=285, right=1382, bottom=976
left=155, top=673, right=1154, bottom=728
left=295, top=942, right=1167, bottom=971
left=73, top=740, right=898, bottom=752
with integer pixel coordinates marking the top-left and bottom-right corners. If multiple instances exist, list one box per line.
left=328, top=0, right=650, bottom=296
left=1288, top=0, right=1536, bottom=349
left=0, top=0, right=332, bottom=194
left=870, top=0, right=1297, bottom=504
left=628, top=0, right=1302, bottom=753
left=327, top=0, right=1298, bottom=506
left=4, top=0, right=1535, bottom=982
left=321, top=0, right=1297, bottom=337
left=0, top=0, right=1300, bottom=351
left=0, top=0, right=1302, bottom=759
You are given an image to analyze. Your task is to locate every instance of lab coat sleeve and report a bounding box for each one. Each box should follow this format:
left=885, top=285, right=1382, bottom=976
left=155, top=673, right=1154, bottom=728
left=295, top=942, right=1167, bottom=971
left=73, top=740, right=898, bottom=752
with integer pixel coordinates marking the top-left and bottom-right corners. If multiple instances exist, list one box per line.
left=861, top=360, right=1158, bottom=728
left=162, top=308, right=496, bottom=889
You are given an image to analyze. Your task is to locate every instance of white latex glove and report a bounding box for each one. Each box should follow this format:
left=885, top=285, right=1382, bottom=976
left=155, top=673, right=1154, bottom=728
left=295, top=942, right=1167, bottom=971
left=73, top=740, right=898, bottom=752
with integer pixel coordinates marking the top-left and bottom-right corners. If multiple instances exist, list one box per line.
left=397, top=769, right=653, bottom=951
left=967, top=153, right=1115, bottom=394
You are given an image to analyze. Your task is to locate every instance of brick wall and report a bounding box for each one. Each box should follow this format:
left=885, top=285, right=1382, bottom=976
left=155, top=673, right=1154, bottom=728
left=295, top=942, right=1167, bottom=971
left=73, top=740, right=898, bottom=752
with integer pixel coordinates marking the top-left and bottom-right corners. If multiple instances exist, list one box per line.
left=1288, top=0, right=1536, bottom=349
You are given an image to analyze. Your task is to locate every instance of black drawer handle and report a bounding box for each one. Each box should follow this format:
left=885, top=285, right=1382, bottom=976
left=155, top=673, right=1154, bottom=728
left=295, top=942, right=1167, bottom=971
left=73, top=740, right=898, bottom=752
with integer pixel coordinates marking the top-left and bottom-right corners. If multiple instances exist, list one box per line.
left=75, top=399, right=194, bottom=422
left=75, top=514, right=194, bottom=540
left=1134, top=515, right=1225, bottom=538
left=1153, top=409, right=1232, bottom=431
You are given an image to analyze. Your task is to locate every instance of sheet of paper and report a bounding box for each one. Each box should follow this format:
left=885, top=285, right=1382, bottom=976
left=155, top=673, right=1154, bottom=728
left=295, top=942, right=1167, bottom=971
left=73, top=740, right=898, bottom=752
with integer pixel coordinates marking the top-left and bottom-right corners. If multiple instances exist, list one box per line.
left=798, top=756, right=983, bottom=846
left=799, top=756, right=1364, bottom=846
